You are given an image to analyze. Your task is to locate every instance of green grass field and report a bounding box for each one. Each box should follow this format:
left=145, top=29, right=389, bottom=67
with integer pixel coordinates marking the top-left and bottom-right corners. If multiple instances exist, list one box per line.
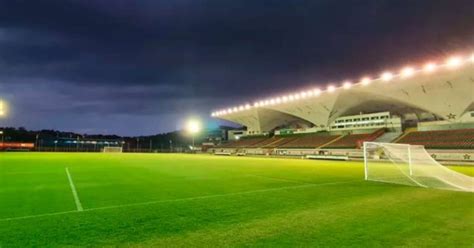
left=0, top=153, right=473, bottom=247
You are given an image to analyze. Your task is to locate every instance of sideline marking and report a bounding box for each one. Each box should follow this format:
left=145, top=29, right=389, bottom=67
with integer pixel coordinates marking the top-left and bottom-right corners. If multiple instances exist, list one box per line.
left=0, top=179, right=359, bottom=222
left=65, top=167, right=83, bottom=211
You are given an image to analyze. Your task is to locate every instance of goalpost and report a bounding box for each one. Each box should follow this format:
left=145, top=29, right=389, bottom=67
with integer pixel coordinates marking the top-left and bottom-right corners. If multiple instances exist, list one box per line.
left=102, top=147, right=123, bottom=153
left=363, top=142, right=474, bottom=192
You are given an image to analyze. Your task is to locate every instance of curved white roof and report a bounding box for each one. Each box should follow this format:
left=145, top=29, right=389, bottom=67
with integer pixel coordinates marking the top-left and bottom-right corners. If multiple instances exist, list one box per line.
left=212, top=54, right=474, bottom=133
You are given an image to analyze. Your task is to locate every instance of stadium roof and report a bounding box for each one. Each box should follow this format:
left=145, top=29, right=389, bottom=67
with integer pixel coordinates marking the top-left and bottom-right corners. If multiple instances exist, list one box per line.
left=211, top=53, right=474, bottom=133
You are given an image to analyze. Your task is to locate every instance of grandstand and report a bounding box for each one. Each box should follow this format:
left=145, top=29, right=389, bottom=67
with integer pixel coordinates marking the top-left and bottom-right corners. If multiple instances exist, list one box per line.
left=211, top=53, right=474, bottom=162
left=396, top=129, right=474, bottom=149
left=323, top=129, right=385, bottom=149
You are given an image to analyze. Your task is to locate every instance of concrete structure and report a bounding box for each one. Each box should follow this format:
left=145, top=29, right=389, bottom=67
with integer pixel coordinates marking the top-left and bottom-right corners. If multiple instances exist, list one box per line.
left=212, top=55, right=474, bottom=134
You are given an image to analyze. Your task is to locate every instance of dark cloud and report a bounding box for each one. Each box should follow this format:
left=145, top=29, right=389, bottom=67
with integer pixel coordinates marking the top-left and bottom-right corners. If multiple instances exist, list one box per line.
left=0, top=0, right=473, bottom=135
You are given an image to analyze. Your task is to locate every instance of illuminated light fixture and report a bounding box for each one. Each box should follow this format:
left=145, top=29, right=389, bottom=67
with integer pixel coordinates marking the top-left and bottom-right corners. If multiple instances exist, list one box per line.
left=360, top=77, right=371, bottom=85
left=400, top=67, right=415, bottom=78
left=423, top=62, right=436, bottom=73
left=327, top=85, right=336, bottom=92
left=342, top=81, right=352, bottom=89
left=212, top=51, right=474, bottom=115
left=446, top=56, right=462, bottom=68
left=313, top=88, right=321, bottom=95
left=186, top=119, right=201, bottom=134
left=381, top=72, right=393, bottom=81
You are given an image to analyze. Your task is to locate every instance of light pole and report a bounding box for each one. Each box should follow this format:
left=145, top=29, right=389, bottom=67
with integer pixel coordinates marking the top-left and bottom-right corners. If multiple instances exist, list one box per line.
left=0, top=101, right=5, bottom=145
left=35, top=134, right=39, bottom=151
left=185, top=119, right=201, bottom=151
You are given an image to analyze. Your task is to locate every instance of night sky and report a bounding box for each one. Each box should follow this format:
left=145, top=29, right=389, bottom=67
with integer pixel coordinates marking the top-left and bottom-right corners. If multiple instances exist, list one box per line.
left=0, top=0, right=473, bottom=135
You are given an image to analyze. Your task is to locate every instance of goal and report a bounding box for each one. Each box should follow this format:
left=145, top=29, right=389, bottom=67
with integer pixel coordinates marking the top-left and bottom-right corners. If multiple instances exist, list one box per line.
left=363, top=142, right=473, bottom=192
left=102, top=147, right=123, bottom=153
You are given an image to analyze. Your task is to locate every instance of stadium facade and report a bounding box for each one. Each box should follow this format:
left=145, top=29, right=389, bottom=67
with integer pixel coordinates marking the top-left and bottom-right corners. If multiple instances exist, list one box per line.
left=212, top=55, right=473, bottom=134
left=210, top=54, right=474, bottom=162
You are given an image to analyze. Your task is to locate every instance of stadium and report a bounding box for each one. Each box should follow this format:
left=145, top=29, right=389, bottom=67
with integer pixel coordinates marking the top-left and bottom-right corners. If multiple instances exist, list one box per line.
left=1, top=52, right=472, bottom=248
left=1, top=2, right=474, bottom=247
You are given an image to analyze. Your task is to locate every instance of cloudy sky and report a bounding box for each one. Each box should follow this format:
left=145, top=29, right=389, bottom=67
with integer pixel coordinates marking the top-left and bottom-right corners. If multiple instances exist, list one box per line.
left=0, top=0, right=473, bottom=135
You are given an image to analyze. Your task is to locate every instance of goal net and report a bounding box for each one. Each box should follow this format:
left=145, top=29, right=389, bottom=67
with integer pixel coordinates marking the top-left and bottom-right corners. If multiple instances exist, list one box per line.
left=363, top=142, right=473, bottom=192
left=102, top=147, right=123, bottom=153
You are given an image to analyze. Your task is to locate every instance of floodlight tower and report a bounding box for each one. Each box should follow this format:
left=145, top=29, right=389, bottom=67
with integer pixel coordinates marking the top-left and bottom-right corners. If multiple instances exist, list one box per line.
left=0, top=100, right=5, bottom=144
left=186, top=119, right=201, bottom=149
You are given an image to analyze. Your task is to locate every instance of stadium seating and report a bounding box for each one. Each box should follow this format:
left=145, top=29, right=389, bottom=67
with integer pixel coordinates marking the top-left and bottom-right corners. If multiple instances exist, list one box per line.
left=218, top=136, right=268, bottom=148
left=396, top=129, right=474, bottom=149
left=279, top=134, right=340, bottom=148
left=260, top=136, right=299, bottom=148
left=323, top=129, right=385, bottom=149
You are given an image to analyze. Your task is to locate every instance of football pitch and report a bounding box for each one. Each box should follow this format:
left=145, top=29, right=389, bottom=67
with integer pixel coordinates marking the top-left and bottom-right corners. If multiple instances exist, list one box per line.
left=1, top=153, right=473, bottom=247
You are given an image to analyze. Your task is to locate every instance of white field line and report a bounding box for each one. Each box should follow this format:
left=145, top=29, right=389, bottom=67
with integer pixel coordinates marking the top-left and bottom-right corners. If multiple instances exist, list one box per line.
left=0, top=179, right=360, bottom=222
left=65, top=167, right=83, bottom=211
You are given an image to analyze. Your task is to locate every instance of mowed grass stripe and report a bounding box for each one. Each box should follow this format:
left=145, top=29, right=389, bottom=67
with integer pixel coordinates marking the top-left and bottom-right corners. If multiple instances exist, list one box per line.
left=0, top=179, right=359, bottom=222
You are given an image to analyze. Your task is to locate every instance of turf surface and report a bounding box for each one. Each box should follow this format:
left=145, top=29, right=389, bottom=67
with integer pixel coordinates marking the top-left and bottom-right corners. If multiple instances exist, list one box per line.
left=0, top=153, right=473, bottom=247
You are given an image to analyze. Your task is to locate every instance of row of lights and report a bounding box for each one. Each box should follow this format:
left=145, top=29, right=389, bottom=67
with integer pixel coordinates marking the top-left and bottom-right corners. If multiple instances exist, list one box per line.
left=211, top=53, right=474, bottom=117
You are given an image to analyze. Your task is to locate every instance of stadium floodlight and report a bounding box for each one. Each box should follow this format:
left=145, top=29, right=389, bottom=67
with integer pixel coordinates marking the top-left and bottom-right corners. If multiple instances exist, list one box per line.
left=446, top=56, right=462, bottom=69
left=342, top=81, right=352, bottom=89
left=470, top=53, right=474, bottom=62
left=275, top=97, right=281, bottom=103
left=245, top=104, right=251, bottom=109
left=300, top=91, right=307, bottom=98
left=327, top=85, right=336, bottom=92
left=423, top=63, right=436, bottom=73
left=186, top=118, right=201, bottom=149
left=0, top=100, right=6, bottom=116
left=381, top=72, right=393, bottom=81
left=238, top=105, right=244, bottom=111
left=306, top=90, right=313, bottom=97
left=313, top=88, right=321, bottom=95
left=400, top=67, right=415, bottom=78
left=294, top=93, right=301, bottom=100
left=360, top=77, right=371, bottom=86
left=282, top=96, right=288, bottom=102
left=288, top=95, right=294, bottom=101
left=233, top=107, right=238, bottom=112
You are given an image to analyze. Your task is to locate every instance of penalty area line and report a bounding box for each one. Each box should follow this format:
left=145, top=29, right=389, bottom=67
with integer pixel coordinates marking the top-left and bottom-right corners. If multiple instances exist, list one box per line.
left=0, top=179, right=359, bottom=222
left=65, top=167, right=83, bottom=211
